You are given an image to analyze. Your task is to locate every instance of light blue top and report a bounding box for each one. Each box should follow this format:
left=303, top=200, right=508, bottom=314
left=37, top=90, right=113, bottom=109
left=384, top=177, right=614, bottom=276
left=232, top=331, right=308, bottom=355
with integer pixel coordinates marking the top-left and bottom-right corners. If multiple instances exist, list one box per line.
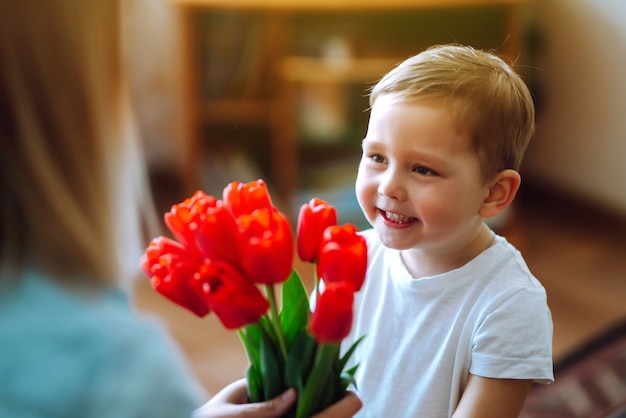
left=0, top=269, right=202, bottom=418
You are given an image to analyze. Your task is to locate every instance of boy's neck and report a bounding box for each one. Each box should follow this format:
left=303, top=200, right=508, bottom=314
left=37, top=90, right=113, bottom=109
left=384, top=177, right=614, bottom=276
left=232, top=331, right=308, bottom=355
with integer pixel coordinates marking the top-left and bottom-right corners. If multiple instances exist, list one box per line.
left=399, top=224, right=496, bottom=279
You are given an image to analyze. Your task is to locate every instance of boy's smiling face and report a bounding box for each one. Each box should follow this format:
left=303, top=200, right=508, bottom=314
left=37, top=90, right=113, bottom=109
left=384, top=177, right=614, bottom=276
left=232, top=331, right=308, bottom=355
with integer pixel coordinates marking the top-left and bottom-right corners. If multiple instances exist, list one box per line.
left=356, top=93, right=492, bottom=259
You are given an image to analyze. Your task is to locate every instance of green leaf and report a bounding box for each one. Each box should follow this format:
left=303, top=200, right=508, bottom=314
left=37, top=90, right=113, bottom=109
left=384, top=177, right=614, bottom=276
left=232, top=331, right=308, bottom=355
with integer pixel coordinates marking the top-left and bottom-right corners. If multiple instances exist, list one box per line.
left=337, top=334, right=365, bottom=372
left=284, top=330, right=317, bottom=389
left=259, top=314, right=278, bottom=344
left=339, top=364, right=359, bottom=391
left=246, top=364, right=262, bottom=403
left=240, top=323, right=263, bottom=368
left=259, top=331, right=285, bottom=400
left=296, top=343, right=340, bottom=418
left=319, top=369, right=338, bottom=409
left=280, top=269, right=310, bottom=349
left=342, top=364, right=359, bottom=378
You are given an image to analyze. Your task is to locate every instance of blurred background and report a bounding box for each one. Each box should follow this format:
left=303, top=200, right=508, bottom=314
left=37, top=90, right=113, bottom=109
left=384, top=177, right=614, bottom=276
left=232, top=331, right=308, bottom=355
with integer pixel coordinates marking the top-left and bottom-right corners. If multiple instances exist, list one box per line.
left=124, top=0, right=626, bottom=410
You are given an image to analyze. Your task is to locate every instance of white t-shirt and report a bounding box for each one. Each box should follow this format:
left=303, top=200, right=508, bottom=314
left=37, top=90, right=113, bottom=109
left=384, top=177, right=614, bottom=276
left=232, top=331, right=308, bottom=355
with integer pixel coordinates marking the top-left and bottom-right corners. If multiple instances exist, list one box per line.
left=343, top=229, right=554, bottom=417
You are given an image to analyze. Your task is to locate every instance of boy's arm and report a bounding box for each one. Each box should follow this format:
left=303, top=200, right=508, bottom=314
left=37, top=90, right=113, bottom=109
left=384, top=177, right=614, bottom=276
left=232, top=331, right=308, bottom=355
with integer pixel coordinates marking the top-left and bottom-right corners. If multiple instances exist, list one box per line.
left=452, top=373, right=533, bottom=418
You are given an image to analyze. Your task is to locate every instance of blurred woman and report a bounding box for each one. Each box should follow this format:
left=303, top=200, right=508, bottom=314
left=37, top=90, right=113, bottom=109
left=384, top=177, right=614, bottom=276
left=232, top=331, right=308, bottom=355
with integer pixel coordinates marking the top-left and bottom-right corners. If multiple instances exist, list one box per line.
left=0, top=1, right=361, bottom=417
left=0, top=0, right=205, bottom=416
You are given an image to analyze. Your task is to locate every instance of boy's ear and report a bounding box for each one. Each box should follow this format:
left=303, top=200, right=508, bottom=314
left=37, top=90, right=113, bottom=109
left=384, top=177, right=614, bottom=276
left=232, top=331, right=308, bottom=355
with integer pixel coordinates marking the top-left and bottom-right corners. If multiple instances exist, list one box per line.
left=479, top=169, right=521, bottom=219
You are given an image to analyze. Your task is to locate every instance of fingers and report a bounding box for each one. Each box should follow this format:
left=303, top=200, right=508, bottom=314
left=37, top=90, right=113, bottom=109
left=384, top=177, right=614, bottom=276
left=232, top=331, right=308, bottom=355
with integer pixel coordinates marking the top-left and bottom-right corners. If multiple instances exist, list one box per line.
left=311, top=391, right=363, bottom=418
left=193, top=386, right=296, bottom=418
left=240, top=388, right=296, bottom=417
left=209, top=379, right=249, bottom=405
left=195, top=383, right=360, bottom=418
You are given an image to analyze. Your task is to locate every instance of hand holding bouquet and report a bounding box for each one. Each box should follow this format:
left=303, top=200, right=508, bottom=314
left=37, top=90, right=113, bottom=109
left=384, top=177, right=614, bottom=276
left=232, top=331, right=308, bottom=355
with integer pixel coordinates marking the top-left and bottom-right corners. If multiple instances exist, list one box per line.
left=141, top=179, right=367, bottom=417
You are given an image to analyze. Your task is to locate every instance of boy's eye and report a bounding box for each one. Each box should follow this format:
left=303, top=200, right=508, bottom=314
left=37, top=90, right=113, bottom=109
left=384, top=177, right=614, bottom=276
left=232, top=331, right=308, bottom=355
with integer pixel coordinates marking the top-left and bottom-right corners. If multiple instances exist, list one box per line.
left=370, top=154, right=385, bottom=164
left=414, top=166, right=437, bottom=176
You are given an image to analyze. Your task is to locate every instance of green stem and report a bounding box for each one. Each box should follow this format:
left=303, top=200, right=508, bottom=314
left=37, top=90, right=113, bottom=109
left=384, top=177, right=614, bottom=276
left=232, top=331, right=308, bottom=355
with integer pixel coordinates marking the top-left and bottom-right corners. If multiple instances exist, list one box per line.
left=237, top=327, right=254, bottom=364
left=237, top=328, right=247, bottom=350
left=296, top=343, right=341, bottom=418
left=265, top=284, right=288, bottom=360
left=238, top=326, right=261, bottom=403
left=313, top=263, right=320, bottom=306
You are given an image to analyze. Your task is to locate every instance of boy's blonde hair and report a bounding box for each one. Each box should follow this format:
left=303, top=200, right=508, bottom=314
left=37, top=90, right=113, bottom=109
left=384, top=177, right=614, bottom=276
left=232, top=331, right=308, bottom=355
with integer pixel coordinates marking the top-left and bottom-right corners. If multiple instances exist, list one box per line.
left=370, top=44, right=535, bottom=182
left=0, top=0, right=155, bottom=286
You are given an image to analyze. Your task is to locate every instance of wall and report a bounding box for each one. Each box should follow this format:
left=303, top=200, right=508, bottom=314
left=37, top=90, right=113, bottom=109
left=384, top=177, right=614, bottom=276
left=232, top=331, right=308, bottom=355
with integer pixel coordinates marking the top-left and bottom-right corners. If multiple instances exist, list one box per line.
left=122, top=0, right=626, bottom=215
left=523, top=0, right=626, bottom=214
left=125, top=0, right=187, bottom=172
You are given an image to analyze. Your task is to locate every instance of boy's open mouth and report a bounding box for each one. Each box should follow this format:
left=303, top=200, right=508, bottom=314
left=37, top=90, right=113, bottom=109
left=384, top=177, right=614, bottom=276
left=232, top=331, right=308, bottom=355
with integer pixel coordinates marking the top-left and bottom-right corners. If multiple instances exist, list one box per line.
left=379, top=209, right=417, bottom=225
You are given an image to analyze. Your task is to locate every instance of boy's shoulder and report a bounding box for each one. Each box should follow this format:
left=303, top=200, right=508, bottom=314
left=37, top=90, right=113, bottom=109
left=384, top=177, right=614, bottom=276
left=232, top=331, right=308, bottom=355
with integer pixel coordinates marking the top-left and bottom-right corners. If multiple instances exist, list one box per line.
left=358, top=228, right=381, bottom=250
left=487, top=236, right=544, bottom=289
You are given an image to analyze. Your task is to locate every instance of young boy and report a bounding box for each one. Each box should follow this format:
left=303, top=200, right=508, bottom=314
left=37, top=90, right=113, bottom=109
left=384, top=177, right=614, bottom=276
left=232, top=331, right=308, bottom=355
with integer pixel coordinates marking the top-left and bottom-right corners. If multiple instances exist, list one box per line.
left=346, top=44, right=554, bottom=417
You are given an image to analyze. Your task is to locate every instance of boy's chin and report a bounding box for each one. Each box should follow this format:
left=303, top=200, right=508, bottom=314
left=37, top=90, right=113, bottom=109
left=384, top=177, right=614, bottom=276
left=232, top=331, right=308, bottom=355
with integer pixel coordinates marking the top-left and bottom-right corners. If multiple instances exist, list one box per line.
left=375, top=229, right=417, bottom=251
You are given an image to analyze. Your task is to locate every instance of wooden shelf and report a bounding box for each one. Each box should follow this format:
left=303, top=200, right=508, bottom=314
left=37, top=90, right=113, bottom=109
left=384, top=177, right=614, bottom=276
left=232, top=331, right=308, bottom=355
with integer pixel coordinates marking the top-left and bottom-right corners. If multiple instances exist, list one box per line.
left=171, top=0, right=528, bottom=11
left=278, top=57, right=400, bottom=84
left=174, top=0, right=531, bottom=206
left=201, top=99, right=271, bottom=125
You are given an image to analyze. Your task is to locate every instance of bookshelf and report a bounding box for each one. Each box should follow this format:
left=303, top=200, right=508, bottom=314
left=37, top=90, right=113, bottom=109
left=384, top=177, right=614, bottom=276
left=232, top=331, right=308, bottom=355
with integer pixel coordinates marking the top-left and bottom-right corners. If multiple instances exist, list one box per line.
left=171, top=0, right=530, bottom=216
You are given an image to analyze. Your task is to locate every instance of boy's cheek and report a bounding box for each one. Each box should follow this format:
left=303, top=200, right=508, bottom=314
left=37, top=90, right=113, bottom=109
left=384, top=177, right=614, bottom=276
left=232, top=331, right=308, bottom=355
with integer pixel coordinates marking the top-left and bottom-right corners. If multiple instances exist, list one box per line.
left=354, top=174, right=370, bottom=200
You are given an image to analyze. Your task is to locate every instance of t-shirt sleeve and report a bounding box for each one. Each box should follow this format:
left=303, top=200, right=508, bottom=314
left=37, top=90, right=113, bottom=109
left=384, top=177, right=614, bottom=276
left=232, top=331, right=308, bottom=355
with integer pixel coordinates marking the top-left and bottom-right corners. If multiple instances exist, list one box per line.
left=470, top=286, right=554, bottom=384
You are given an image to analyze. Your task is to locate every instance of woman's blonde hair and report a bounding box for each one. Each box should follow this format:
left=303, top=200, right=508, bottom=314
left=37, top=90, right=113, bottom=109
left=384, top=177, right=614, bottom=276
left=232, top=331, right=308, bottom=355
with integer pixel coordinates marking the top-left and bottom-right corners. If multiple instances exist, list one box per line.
left=0, top=0, right=156, bottom=286
left=370, top=44, right=535, bottom=182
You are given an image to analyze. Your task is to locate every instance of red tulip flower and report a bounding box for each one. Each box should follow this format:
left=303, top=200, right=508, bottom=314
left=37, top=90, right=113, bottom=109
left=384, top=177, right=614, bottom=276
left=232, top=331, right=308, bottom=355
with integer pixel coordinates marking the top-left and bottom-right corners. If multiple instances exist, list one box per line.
left=223, top=179, right=273, bottom=218
left=164, top=190, right=218, bottom=259
left=309, top=282, right=355, bottom=344
left=140, top=182, right=368, bottom=415
left=297, top=198, right=337, bottom=263
left=236, top=208, right=294, bottom=284
left=141, top=237, right=209, bottom=317
left=317, top=224, right=367, bottom=291
left=192, top=259, right=269, bottom=329
left=194, top=200, right=240, bottom=266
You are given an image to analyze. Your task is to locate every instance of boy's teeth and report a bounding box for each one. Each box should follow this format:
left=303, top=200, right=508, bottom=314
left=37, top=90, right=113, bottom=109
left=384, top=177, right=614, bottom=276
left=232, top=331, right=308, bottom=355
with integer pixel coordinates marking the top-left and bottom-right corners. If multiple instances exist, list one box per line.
left=385, top=211, right=413, bottom=223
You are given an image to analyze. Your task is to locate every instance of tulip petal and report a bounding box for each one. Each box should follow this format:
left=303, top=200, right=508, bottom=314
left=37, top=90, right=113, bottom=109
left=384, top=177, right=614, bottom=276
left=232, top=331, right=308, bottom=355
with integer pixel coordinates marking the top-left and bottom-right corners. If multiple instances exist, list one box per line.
left=164, top=191, right=219, bottom=258
left=297, top=198, right=337, bottom=263
left=237, top=208, right=294, bottom=284
left=140, top=237, right=209, bottom=317
left=309, top=282, right=354, bottom=344
left=192, top=260, right=269, bottom=329
left=317, top=224, right=367, bottom=291
left=223, top=179, right=273, bottom=218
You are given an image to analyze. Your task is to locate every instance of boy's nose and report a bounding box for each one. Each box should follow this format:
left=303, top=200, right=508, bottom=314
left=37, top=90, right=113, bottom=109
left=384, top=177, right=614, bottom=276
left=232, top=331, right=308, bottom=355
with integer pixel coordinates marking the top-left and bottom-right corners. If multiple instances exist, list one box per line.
left=377, top=170, right=407, bottom=201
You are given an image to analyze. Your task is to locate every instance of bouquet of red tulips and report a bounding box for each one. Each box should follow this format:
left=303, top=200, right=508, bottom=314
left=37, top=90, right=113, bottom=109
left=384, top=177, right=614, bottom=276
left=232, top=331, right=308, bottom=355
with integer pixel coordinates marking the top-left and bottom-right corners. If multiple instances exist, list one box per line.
left=140, top=179, right=367, bottom=417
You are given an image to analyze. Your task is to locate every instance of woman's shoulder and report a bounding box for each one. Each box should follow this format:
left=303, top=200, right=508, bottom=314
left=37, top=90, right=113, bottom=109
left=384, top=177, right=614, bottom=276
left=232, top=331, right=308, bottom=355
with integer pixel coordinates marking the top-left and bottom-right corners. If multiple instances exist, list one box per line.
left=0, top=272, right=201, bottom=417
left=0, top=271, right=162, bottom=342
